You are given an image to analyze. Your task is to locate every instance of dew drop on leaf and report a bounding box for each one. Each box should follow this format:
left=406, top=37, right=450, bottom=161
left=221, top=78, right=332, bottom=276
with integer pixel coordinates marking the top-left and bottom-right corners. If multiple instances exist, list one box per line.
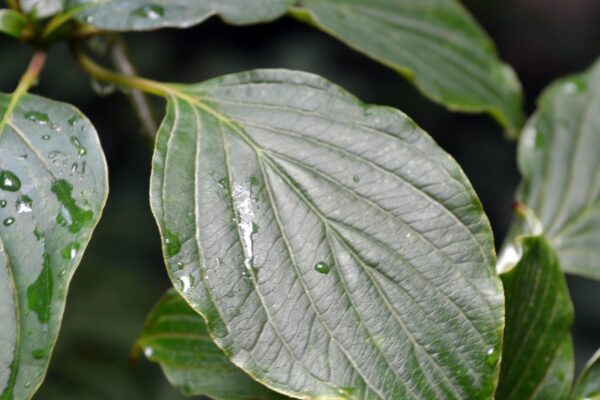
left=314, top=261, right=331, bottom=274
left=24, top=110, right=50, bottom=125
left=31, top=349, right=44, bottom=359
left=485, top=347, right=499, bottom=368
left=0, top=170, right=22, bottom=192
left=0, top=199, right=7, bottom=208
left=3, top=217, right=15, bottom=227
left=131, top=4, right=165, bottom=20
left=16, top=195, right=33, bottom=214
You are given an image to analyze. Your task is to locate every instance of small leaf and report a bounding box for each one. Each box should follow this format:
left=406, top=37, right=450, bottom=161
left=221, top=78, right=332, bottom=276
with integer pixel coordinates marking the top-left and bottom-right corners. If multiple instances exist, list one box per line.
left=66, top=0, right=293, bottom=31
left=150, top=69, right=504, bottom=399
left=514, top=58, right=600, bottom=280
left=0, top=10, right=26, bottom=38
left=496, top=236, right=574, bottom=400
left=0, top=93, right=108, bottom=399
left=137, top=289, right=291, bottom=399
left=291, top=0, right=525, bottom=136
left=572, top=349, right=600, bottom=400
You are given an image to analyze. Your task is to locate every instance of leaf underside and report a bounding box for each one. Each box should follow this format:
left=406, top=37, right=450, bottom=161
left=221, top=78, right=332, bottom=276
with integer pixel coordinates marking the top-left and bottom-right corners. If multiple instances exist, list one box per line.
left=150, top=69, right=504, bottom=399
left=138, top=289, right=291, bottom=400
left=496, top=236, right=574, bottom=400
left=292, top=0, right=524, bottom=136
left=67, top=0, right=293, bottom=31
left=572, top=349, right=600, bottom=400
left=0, top=93, right=108, bottom=399
left=515, top=58, right=600, bottom=280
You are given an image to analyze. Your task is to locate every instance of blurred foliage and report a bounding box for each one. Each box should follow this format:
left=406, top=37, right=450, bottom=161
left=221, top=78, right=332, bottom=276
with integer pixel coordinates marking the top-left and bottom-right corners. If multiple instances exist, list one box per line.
left=0, top=0, right=599, bottom=397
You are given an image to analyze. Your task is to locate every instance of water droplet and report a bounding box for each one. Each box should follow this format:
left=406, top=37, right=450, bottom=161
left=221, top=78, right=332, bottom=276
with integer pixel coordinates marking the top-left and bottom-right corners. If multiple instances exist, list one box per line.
left=67, top=115, right=80, bottom=126
left=32, top=349, right=44, bottom=359
left=61, top=242, right=80, bottom=260
left=24, top=111, right=50, bottom=125
left=70, top=137, right=87, bottom=157
left=179, top=275, right=191, bottom=293
left=0, top=170, right=21, bottom=192
left=52, top=180, right=94, bottom=233
left=176, top=261, right=184, bottom=270
left=314, top=261, right=331, bottom=274
left=217, top=177, right=230, bottom=192
left=59, top=269, right=66, bottom=277
left=163, top=228, right=181, bottom=257
left=3, top=217, right=15, bottom=227
left=16, top=195, right=33, bottom=214
left=27, top=253, right=53, bottom=324
left=42, top=135, right=51, bottom=141
left=352, top=175, right=360, bottom=183
left=34, top=228, right=44, bottom=241
left=131, top=4, right=165, bottom=19
left=18, top=154, right=28, bottom=160
left=0, top=199, right=6, bottom=208
left=144, top=347, right=154, bottom=357
left=485, top=347, right=499, bottom=368
left=24, top=382, right=31, bottom=388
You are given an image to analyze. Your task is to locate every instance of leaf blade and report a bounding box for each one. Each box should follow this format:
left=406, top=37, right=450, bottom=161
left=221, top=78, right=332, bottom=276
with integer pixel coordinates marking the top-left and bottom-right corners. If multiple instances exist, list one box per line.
left=66, top=0, right=292, bottom=31
left=137, top=289, right=291, bottom=400
left=514, top=58, right=600, bottom=279
left=572, top=349, right=600, bottom=400
left=0, top=93, right=108, bottom=399
left=291, top=0, right=524, bottom=136
left=496, top=235, right=574, bottom=400
left=150, top=69, right=504, bottom=399
left=0, top=10, right=26, bottom=38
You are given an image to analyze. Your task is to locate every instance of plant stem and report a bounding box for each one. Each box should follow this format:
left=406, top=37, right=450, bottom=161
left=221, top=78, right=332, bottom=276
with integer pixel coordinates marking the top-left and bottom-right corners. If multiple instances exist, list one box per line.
left=0, top=51, right=47, bottom=132
left=73, top=46, right=170, bottom=98
left=512, top=202, right=543, bottom=236
left=108, top=36, right=159, bottom=140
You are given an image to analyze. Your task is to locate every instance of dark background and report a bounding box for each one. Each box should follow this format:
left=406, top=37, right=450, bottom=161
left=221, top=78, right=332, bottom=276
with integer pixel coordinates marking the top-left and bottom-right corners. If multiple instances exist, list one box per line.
left=1, top=0, right=599, bottom=398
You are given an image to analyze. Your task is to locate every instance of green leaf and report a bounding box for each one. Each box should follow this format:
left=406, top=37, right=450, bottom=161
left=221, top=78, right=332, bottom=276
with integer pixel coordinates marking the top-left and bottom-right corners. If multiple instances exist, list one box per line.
left=66, top=0, right=292, bottom=31
left=290, top=0, right=525, bottom=136
left=514, top=58, right=600, bottom=280
left=0, top=10, right=26, bottom=38
left=20, top=0, right=63, bottom=18
left=137, top=289, right=291, bottom=399
left=0, top=93, right=108, bottom=399
left=150, top=69, right=504, bottom=399
left=572, top=349, right=600, bottom=400
left=496, top=236, right=574, bottom=400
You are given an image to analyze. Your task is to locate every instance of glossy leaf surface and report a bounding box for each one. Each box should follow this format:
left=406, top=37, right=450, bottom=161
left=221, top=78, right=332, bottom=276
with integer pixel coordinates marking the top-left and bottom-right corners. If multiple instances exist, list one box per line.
left=20, top=0, right=63, bottom=18
left=0, top=10, right=26, bottom=38
left=496, top=236, right=574, bottom=400
left=67, top=0, right=292, bottom=31
left=138, top=289, right=290, bottom=399
left=516, top=59, right=600, bottom=280
left=291, top=0, right=524, bottom=136
left=0, top=93, right=108, bottom=399
left=572, top=349, right=600, bottom=400
left=150, top=69, right=504, bottom=399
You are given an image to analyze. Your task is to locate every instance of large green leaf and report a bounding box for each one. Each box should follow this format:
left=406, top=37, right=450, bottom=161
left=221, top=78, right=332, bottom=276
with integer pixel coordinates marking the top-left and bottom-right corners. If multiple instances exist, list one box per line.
left=150, top=69, right=504, bottom=399
left=0, top=92, right=108, bottom=399
left=572, top=349, right=600, bottom=400
left=0, top=9, right=26, bottom=38
left=290, top=0, right=524, bottom=136
left=137, top=289, right=290, bottom=399
left=496, top=236, right=574, bottom=400
left=66, top=0, right=292, bottom=31
left=514, top=58, right=600, bottom=280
